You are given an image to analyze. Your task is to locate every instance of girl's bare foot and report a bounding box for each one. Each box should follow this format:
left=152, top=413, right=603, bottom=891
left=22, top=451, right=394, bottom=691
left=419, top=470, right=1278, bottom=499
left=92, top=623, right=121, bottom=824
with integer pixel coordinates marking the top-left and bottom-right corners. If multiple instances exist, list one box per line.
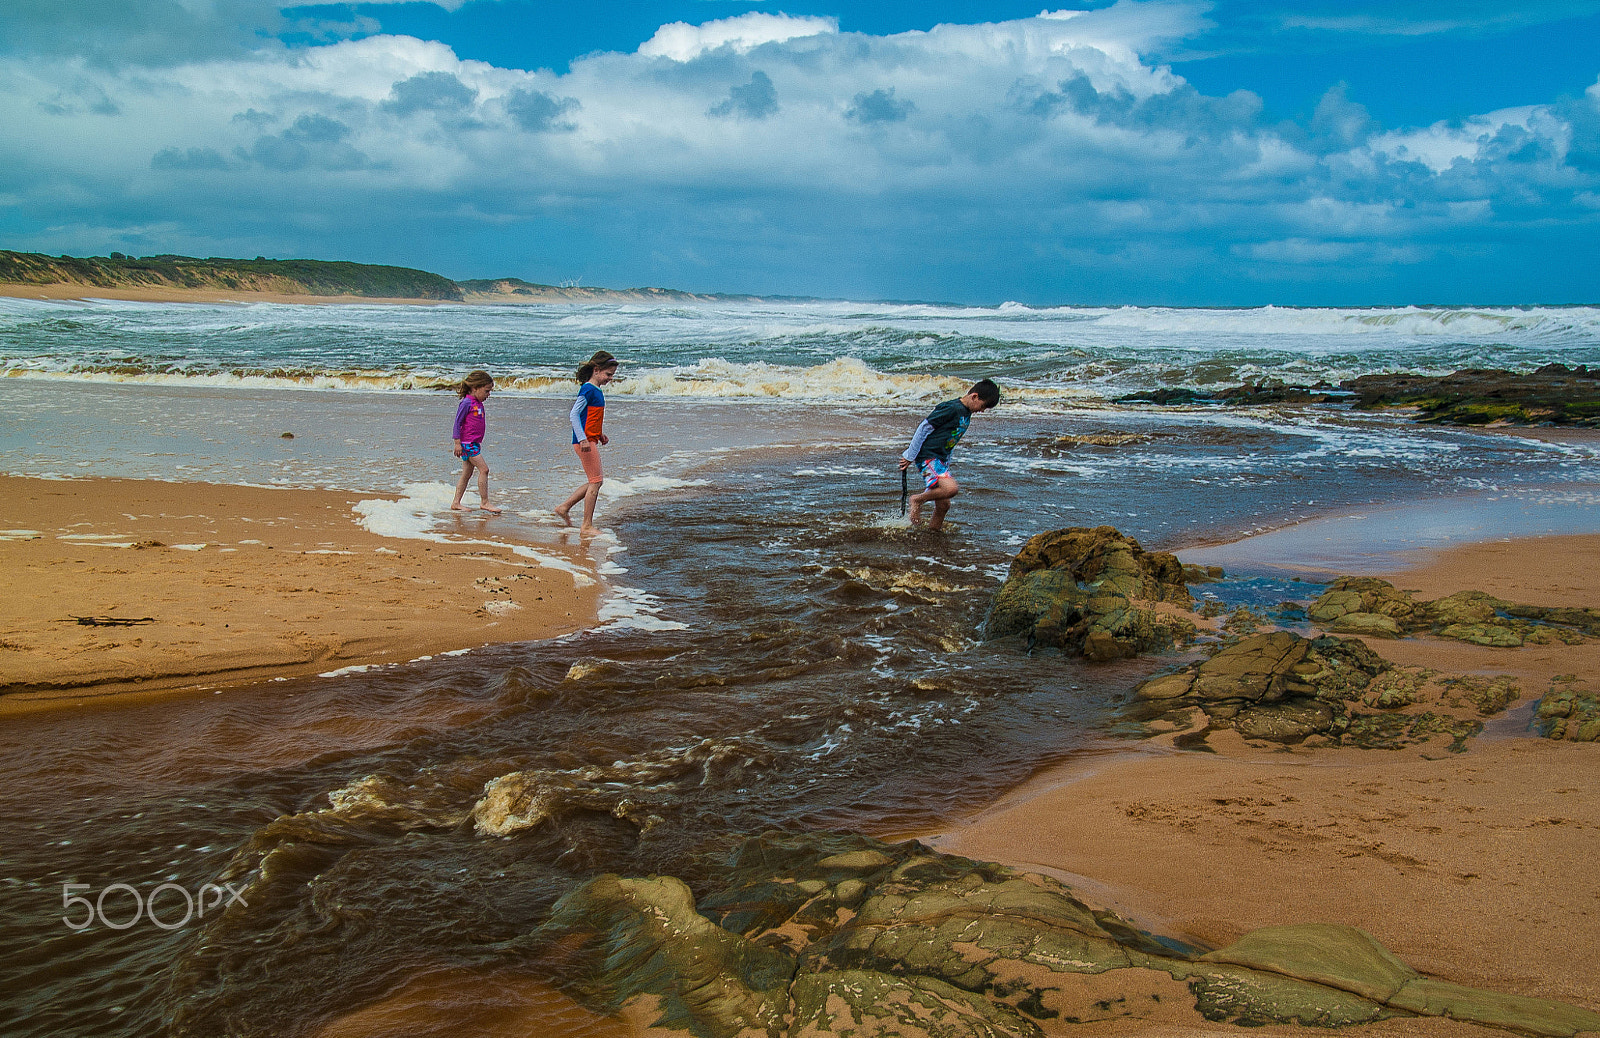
left=553, top=505, right=572, bottom=526
left=579, top=524, right=600, bottom=536
left=481, top=504, right=502, bottom=514
left=451, top=502, right=468, bottom=511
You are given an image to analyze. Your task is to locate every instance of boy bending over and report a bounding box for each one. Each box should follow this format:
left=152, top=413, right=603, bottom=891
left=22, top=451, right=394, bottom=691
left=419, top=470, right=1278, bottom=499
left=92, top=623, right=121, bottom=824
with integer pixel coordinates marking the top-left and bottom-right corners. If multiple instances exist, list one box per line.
left=898, top=379, right=1000, bottom=530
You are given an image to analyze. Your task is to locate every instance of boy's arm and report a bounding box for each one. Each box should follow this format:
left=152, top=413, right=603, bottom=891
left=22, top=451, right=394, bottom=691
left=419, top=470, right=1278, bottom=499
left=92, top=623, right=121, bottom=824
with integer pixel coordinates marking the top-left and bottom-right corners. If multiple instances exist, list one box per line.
left=901, top=419, right=935, bottom=463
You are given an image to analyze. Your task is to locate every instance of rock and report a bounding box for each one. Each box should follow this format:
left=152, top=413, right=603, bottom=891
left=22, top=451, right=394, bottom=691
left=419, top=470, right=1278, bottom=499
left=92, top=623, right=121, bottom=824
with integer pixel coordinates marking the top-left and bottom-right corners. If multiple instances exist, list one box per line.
left=1387, top=979, right=1600, bottom=1037
left=1535, top=685, right=1600, bottom=741
left=789, top=969, right=1040, bottom=1038
left=1327, top=613, right=1402, bottom=638
left=1308, top=578, right=1420, bottom=625
left=1130, top=634, right=1393, bottom=744
left=1235, top=701, right=1336, bottom=740
left=984, top=527, right=1195, bottom=658
left=531, top=833, right=1600, bottom=1037
left=1182, top=563, right=1224, bottom=584
left=1342, top=367, right=1600, bottom=428
left=1305, top=578, right=1587, bottom=648
left=537, top=873, right=796, bottom=1036
left=1428, top=590, right=1504, bottom=626
left=1135, top=673, right=1195, bottom=700
left=1200, top=924, right=1416, bottom=1002
left=1189, top=632, right=1310, bottom=703
left=1440, top=623, right=1523, bottom=648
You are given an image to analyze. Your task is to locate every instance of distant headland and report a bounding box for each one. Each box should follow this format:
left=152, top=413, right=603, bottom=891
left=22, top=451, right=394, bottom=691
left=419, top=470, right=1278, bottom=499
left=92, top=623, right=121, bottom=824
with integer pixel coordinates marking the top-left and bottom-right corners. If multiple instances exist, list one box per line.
left=0, top=249, right=754, bottom=305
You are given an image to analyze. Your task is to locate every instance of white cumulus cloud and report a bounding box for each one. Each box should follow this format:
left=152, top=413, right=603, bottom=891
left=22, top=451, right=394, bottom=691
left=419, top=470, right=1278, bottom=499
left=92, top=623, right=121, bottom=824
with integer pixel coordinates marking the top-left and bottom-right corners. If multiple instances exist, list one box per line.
left=638, top=13, right=838, bottom=62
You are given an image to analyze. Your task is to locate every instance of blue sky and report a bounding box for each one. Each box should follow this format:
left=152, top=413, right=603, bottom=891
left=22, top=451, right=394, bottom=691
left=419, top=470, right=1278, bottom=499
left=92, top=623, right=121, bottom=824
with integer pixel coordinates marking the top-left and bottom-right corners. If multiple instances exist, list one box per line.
left=2, top=1, right=1598, bottom=305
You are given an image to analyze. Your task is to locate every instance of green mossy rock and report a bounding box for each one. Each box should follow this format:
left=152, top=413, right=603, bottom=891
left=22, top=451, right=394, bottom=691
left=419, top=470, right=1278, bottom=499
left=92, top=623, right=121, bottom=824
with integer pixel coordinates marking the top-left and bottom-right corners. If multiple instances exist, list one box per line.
left=984, top=527, right=1195, bottom=658
left=1328, top=613, right=1403, bottom=638
left=1189, top=631, right=1310, bottom=702
left=1440, top=622, right=1524, bottom=647
left=530, top=833, right=1600, bottom=1038
left=788, top=969, right=1039, bottom=1038
left=1200, top=924, right=1417, bottom=1002
left=538, top=873, right=795, bottom=1036
left=1305, top=578, right=1592, bottom=648
left=1387, top=978, right=1600, bottom=1037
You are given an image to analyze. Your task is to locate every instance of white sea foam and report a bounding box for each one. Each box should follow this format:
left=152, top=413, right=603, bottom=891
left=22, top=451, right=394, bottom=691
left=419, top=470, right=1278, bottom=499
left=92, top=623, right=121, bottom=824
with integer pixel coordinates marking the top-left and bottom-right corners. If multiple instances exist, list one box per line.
left=596, top=584, right=688, bottom=631
left=601, top=476, right=712, bottom=499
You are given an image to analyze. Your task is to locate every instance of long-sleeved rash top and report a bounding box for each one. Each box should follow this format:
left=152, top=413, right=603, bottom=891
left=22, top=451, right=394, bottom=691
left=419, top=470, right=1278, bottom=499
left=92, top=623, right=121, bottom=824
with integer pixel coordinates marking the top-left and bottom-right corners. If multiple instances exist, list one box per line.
left=454, top=396, right=487, bottom=444
left=901, top=398, right=973, bottom=464
left=570, top=382, right=605, bottom=443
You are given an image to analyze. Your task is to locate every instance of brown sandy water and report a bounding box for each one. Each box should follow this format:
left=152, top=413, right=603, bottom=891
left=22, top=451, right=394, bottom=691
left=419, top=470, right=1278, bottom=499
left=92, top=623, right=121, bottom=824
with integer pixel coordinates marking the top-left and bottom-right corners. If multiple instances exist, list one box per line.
left=5, top=390, right=1600, bottom=1036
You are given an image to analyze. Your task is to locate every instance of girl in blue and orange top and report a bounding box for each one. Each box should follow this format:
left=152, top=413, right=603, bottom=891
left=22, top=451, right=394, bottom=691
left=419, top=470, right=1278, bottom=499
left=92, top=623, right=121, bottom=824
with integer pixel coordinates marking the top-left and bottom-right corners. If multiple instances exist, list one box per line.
left=554, top=351, right=619, bottom=533
left=450, top=370, right=501, bottom=513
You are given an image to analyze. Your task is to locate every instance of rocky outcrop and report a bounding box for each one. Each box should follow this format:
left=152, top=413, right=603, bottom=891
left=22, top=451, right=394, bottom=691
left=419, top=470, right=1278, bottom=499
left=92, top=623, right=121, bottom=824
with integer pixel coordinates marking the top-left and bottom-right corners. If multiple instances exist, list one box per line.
left=1307, top=577, right=1596, bottom=648
left=1117, top=380, right=1344, bottom=407
left=1116, top=366, right=1600, bottom=427
left=983, top=527, right=1195, bottom=660
left=532, top=832, right=1600, bottom=1037
left=1535, top=677, right=1600, bottom=742
left=1342, top=365, right=1600, bottom=427
left=1131, top=632, right=1511, bottom=749
left=1134, top=632, right=1399, bottom=742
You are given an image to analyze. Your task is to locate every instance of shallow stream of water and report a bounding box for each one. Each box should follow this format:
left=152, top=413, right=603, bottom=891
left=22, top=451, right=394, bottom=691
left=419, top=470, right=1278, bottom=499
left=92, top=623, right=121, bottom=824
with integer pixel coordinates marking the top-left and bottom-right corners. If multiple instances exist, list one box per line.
left=2, top=299, right=1598, bottom=1036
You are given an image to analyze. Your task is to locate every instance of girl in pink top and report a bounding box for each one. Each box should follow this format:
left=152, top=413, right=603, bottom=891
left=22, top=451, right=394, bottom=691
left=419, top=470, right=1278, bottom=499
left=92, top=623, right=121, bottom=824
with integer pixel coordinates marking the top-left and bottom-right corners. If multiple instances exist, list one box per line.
left=450, top=370, right=501, bottom=513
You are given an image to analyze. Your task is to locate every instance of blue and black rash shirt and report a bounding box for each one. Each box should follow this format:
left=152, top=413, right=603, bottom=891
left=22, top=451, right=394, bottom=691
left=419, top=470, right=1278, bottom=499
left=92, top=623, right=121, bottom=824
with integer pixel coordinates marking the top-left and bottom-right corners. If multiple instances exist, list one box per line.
left=902, top=398, right=973, bottom=464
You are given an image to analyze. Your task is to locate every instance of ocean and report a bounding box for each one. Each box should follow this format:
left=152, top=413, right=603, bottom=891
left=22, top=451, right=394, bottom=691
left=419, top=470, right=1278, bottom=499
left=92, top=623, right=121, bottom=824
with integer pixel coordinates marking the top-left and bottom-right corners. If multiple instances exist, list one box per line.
left=2, top=296, right=1598, bottom=1036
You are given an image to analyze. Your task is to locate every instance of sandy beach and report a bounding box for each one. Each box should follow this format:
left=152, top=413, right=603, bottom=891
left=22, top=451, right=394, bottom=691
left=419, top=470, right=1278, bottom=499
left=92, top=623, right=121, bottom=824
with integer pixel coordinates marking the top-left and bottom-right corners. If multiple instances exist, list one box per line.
left=932, top=531, right=1600, bottom=1022
left=0, top=475, right=600, bottom=710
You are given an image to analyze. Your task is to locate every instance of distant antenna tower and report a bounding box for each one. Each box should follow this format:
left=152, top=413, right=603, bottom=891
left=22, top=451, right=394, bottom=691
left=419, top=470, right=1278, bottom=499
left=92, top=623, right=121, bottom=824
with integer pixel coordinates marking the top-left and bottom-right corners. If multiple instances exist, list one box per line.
left=559, top=276, right=583, bottom=289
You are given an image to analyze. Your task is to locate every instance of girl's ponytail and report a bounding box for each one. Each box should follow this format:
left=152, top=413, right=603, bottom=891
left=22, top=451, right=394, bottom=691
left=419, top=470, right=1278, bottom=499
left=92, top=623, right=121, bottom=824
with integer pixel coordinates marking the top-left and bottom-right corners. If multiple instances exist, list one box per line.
left=576, top=350, right=617, bottom=383
left=457, top=370, right=494, bottom=397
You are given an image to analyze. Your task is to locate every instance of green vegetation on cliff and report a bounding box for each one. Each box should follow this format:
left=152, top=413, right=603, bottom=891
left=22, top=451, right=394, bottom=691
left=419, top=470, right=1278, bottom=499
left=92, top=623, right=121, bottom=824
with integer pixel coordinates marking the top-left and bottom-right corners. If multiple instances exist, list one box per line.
left=0, top=250, right=463, bottom=300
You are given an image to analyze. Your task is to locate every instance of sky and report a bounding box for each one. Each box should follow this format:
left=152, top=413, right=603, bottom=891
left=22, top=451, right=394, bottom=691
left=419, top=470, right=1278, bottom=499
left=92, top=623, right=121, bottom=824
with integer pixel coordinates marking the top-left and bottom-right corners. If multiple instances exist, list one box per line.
left=2, top=1, right=1598, bottom=306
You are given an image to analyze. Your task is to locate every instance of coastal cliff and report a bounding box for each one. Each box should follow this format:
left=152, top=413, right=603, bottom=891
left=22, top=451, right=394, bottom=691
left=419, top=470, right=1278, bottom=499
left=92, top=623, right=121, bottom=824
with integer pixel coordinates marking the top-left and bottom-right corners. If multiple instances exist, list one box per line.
left=0, top=250, right=463, bottom=300
left=0, top=250, right=752, bottom=305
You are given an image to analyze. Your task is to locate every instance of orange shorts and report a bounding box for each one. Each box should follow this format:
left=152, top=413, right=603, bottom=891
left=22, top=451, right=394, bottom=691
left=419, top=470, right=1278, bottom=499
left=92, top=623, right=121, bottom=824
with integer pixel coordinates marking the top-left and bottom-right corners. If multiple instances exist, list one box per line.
left=574, top=441, right=603, bottom=483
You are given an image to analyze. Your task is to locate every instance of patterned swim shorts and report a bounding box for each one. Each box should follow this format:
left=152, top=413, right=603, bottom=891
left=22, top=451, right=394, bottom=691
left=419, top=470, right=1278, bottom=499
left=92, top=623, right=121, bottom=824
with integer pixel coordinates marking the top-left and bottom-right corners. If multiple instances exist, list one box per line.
left=460, top=441, right=482, bottom=459
left=917, top=457, right=951, bottom=490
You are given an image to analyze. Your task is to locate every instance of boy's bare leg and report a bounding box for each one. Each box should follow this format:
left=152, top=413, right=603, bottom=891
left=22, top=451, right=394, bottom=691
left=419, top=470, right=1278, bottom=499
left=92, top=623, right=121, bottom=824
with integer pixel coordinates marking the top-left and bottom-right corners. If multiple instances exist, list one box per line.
left=912, top=477, right=959, bottom=530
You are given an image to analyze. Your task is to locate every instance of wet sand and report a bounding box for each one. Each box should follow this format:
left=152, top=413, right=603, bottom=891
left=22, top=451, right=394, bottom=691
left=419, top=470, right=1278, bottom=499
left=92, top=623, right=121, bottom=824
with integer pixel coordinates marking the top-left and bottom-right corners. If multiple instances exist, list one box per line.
left=0, top=475, right=600, bottom=710
left=932, top=532, right=1600, bottom=1020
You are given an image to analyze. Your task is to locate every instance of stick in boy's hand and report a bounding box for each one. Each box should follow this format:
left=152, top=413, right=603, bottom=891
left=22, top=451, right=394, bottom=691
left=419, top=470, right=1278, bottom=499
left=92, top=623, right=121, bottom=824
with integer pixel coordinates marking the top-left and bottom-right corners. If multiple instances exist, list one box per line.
left=900, top=467, right=908, bottom=516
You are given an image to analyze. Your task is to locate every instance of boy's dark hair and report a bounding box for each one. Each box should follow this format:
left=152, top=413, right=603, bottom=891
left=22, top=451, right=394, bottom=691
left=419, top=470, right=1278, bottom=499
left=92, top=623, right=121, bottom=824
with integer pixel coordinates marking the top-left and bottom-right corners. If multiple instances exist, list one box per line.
left=970, top=378, right=1000, bottom=407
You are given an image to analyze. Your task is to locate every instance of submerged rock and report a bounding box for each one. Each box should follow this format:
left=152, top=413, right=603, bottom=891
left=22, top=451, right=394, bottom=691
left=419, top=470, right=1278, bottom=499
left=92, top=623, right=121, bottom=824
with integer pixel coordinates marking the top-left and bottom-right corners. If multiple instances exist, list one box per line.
left=984, top=526, right=1195, bottom=659
left=530, top=832, right=1600, bottom=1037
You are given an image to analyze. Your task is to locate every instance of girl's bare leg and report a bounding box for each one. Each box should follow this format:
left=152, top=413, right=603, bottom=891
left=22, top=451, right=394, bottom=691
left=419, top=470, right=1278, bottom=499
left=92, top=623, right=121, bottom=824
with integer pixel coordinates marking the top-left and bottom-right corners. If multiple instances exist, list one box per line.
left=451, top=457, right=474, bottom=509
left=474, top=459, right=500, bottom=513
left=579, top=482, right=601, bottom=533
left=554, top=483, right=588, bottom=526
